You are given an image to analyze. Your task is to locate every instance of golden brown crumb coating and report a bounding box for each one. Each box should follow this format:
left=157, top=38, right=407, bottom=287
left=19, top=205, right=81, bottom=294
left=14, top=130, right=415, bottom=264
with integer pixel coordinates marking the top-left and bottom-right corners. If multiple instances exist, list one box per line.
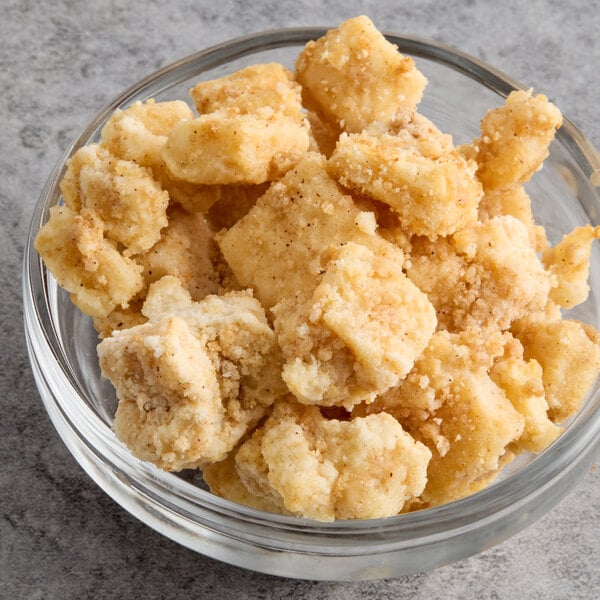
left=295, top=15, right=427, bottom=132
left=329, top=114, right=483, bottom=238
left=35, top=205, right=143, bottom=318
left=235, top=400, right=431, bottom=520
left=475, top=90, right=562, bottom=191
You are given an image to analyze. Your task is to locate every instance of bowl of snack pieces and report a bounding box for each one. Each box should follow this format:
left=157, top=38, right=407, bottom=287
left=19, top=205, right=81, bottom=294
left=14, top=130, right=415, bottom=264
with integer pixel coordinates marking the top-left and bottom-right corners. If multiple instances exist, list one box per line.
left=24, top=16, right=600, bottom=581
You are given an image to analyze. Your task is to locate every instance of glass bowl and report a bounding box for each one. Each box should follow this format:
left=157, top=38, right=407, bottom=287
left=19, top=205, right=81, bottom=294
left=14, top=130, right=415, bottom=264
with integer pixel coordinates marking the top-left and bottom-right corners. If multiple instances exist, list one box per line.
left=23, top=27, right=600, bottom=581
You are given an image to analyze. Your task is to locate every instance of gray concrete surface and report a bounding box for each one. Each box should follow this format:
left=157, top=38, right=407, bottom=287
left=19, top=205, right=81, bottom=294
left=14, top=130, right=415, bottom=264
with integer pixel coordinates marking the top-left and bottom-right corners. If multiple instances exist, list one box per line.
left=2, top=0, right=599, bottom=597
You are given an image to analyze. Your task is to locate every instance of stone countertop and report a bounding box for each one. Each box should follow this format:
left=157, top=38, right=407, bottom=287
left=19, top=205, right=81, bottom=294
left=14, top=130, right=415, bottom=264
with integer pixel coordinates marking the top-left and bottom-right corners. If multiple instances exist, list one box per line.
left=2, top=0, right=599, bottom=597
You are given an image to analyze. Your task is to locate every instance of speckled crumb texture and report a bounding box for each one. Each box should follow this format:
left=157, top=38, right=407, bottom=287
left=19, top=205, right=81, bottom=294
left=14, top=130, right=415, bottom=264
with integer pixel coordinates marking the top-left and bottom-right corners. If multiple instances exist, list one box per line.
left=2, top=0, right=599, bottom=598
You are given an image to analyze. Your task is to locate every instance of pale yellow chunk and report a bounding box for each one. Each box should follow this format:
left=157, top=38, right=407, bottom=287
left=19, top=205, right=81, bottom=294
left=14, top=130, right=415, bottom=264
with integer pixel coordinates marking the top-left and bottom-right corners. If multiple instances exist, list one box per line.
left=478, top=185, right=547, bottom=251
left=217, top=152, right=392, bottom=309
left=141, top=276, right=286, bottom=409
left=490, top=336, right=562, bottom=453
left=59, top=144, right=169, bottom=254
left=274, top=242, right=436, bottom=407
left=315, top=243, right=435, bottom=387
left=476, top=90, right=563, bottom=190
left=161, top=113, right=309, bottom=185
left=295, top=15, right=427, bottom=132
left=515, top=318, right=600, bottom=422
left=329, top=116, right=482, bottom=238
left=151, top=162, right=223, bottom=213
left=99, top=280, right=283, bottom=471
left=365, top=330, right=524, bottom=506
left=101, top=99, right=194, bottom=168
left=99, top=100, right=225, bottom=213
left=202, top=450, right=285, bottom=513
left=190, top=62, right=305, bottom=123
left=34, top=206, right=143, bottom=318
left=183, top=64, right=308, bottom=190
left=450, top=217, right=553, bottom=327
left=408, top=216, right=553, bottom=331
left=93, top=300, right=147, bottom=339
left=422, top=371, right=523, bottom=506
left=100, top=317, right=225, bottom=470
left=365, top=329, right=506, bottom=416
left=135, top=205, right=221, bottom=302
left=235, top=401, right=431, bottom=521
left=542, top=224, right=600, bottom=308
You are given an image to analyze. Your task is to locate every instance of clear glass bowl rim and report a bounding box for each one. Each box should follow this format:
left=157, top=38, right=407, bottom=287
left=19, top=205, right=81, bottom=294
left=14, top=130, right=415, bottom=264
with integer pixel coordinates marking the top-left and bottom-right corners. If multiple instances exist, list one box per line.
left=23, top=26, right=600, bottom=569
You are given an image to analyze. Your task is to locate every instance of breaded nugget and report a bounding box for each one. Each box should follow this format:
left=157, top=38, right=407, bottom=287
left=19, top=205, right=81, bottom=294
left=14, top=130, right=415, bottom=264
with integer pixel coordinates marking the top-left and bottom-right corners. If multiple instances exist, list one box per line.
left=362, top=330, right=524, bottom=506
left=202, top=448, right=285, bottom=513
left=408, top=216, right=553, bottom=331
left=34, top=206, right=143, bottom=318
left=59, top=144, right=169, bottom=254
left=182, top=65, right=309, bottom=191
left=100, top=316, right=225, bottom=470
left=274, top=242, right=436, bottom=407
left=295, top=15, right=427, bottom=132
left=514, top=318, right=600, bottom=423
left=362, top=329, right=506, bottom=415
left=100, top=99, right=194, bottom=168
left=161, top=112, right=309, bottom=185
left=190, top=62, right=305, bottom=123
left=141, top=276, right=286, bottom=409
left=542, top=224, right=600, bottom=308
left=478, top=184, right=547, bottom=251
left=475, top=90, right=563, bottom=190
left=135, top=205, right=221, bottom=301
left=422, top=373, right=522, bottom=506
left=329, top=114, right=482, bottom=238
left=450, top=217, right=553, bottom=328
left=217, top=152, right=391, bottom=309
left=234, top=400, right=431, bottom=521
left=99, top=278, right=283, bottom=470
left=99, top=99, right=226, bottom=213
left=490, top=334, right=562, bottom=453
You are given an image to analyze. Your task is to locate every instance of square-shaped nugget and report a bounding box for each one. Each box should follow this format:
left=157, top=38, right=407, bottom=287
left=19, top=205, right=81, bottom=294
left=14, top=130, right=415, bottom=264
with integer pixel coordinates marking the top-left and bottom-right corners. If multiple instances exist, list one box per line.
left=161, top=113, right=309, bottom=185
left=295, top=16, right=427, bottom=133
left=328, top=115, right=482, bottom=239
left=217, top=152, right=387, bottom=309
left=34, top=205, right=143, bottom=318
left=99, top=316, right=225, bottom=471
left=190, top=63, right=305, bottom=123
left=275, top=242, right=436, bottom=407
